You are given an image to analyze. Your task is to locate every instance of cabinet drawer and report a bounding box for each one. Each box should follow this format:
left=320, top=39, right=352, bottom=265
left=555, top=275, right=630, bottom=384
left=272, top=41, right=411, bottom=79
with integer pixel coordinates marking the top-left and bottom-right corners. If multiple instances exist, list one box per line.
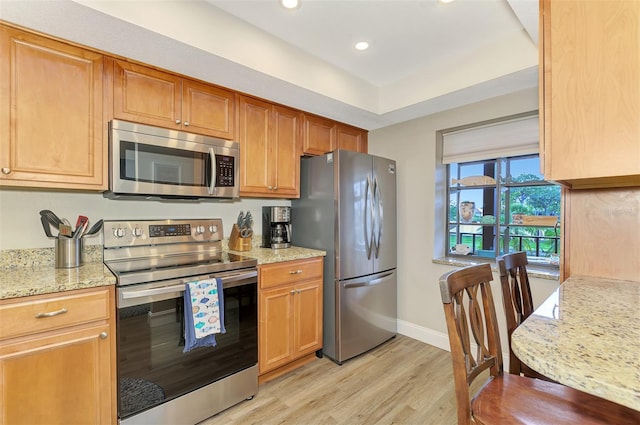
left=0, top=288, right=111, bottom=340
left=259, top=258, right=323, bottom=289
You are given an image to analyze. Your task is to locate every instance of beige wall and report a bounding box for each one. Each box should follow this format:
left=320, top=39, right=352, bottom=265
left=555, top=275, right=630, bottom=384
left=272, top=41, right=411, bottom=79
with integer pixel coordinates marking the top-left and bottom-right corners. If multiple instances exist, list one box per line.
left=0, top=189, right=289, bottom=250
left=367, top=87, right=559, bottom=353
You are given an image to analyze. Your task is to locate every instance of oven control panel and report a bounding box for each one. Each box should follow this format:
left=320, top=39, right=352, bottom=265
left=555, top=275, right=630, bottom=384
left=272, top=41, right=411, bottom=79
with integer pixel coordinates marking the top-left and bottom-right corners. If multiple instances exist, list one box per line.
left=103, top=219, right=223, bottom=248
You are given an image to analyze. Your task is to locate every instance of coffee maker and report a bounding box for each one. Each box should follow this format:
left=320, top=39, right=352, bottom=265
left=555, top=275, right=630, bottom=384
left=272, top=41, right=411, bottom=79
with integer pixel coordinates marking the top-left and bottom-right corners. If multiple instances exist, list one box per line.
left=262, top=206, right=291, bottom=249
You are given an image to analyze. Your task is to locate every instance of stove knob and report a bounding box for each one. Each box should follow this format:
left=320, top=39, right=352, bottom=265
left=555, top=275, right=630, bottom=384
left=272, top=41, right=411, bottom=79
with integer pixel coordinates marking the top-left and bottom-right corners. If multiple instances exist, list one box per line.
left=195, top=225, right=205, bottom=235
left=209, top=225, right=218, bottom=234
left=113, top=227, right=126, bottom=238
left=132, top=227, right=143, bottom=237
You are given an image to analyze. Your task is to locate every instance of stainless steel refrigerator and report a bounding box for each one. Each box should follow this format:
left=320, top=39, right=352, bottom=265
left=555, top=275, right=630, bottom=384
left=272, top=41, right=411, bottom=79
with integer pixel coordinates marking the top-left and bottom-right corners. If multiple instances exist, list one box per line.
left=292, top=150, right=397, bottom=364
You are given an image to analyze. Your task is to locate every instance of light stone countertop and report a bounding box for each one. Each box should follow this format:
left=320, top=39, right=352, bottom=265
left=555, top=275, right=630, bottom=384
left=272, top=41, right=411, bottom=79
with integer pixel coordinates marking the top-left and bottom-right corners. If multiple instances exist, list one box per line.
left=511, top=276, right=640, bottom=411
left=0, top=245, right=325, bottom=300
left=228, top=246, right=326, bottom=265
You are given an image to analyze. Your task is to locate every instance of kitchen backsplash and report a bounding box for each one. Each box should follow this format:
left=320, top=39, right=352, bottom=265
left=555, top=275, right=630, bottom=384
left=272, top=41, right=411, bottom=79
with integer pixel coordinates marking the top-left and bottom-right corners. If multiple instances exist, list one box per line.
left=0, top=189, right=288, bottom=250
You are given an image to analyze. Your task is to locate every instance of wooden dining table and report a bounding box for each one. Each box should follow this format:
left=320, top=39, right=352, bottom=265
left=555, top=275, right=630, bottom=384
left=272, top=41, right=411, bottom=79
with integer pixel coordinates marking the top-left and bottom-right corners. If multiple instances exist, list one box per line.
left=511, top=275, right=640, bottom=411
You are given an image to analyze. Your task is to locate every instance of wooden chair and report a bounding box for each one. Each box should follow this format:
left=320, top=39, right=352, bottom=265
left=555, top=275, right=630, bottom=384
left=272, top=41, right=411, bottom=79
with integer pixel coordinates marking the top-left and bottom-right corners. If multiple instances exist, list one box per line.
left=496, top=251, right=554, bottom=381
left=439, top=264, right=640, bottom=425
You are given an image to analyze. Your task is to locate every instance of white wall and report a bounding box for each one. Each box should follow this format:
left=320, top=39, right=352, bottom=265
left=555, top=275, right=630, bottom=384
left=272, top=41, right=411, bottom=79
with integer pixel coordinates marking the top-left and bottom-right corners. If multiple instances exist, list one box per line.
left=0, top=189, right=288, bottom=250
left=367, top=87, right=559, bottom=353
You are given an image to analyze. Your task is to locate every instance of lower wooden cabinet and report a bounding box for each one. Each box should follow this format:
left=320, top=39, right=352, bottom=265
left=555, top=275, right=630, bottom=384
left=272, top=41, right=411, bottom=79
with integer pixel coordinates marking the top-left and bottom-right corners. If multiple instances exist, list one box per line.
left=258, top=257, right=323, bottom=382
left=0, top=286, right=116, bottom=425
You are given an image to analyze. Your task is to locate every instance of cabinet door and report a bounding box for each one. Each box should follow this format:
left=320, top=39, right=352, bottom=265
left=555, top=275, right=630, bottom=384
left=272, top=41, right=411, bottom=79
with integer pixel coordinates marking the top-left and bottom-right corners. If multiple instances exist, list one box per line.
left=0, top=323, right=113, bottom=424
left=113, top=60, right=182, bottom=129
left=272, top=105, right=301, bottom=198
left=258, top=286, right=294, bottom=374
left=182, top=79, right=236, bottom=139
left=238, top=95, right=271, bottom=195
left=541, top=0, right=640, bottom=187
left=336, top=123, right=368, bottom=153
left=0, top=26, right=105, bottom=189
left=293, top=279, right=323, bottom=356
left=303, top=114, right=335, bottom=156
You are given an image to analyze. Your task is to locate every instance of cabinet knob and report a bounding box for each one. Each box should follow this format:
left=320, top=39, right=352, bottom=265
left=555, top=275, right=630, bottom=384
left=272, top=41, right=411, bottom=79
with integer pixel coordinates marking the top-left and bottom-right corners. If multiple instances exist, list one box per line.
left=175, top=119, right=181, bottom=124
left=273, top=186, right=278, bottom=190
left=1, top=167, right=10, bottom=175
left=268, top=186, right=273, bottom=190
left=184, top=121, right=190, bottom=126
left=289, top=270, right=303, bottom=274
left=99, top=332, right=108, bottom=339
left=290, top=289, right=296, bottom=295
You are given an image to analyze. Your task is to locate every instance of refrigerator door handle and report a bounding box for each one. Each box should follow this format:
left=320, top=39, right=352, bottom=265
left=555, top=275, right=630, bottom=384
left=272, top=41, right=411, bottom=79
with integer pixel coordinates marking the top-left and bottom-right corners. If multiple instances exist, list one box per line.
left=343, top=271, right=395, bottom=289
left=373, top=176, right=383, bottom=258
left=364, top=175, right=373, bottom=259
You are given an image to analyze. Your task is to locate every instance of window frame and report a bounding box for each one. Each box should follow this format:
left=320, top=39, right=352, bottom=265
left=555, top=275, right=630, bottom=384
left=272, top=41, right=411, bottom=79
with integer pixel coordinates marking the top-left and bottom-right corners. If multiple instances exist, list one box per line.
left=445, top=154, right=560, bottom=268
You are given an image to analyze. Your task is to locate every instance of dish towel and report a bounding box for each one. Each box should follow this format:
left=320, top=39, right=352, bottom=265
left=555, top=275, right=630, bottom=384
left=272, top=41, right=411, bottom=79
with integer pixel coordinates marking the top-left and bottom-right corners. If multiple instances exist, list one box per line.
left=183, top=278, right=225, bottom=353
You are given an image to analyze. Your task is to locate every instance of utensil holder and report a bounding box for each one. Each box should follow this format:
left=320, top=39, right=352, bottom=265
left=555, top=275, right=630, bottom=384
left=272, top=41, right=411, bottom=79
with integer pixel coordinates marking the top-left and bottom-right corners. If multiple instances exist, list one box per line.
left=55, top=238, right=84, bottom=268
left=228, top=224, right=252, bottom=251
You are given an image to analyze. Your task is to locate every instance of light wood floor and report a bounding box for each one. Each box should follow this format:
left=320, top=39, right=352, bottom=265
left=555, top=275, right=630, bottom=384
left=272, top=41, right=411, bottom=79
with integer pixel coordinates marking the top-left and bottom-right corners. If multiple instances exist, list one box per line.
left=200, top=335, right=459, bottom=425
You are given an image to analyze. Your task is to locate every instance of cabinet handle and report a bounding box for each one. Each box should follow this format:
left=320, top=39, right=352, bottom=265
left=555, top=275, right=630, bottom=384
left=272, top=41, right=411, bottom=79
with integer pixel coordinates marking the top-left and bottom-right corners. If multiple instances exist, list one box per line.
left=35, top=308, right=68, bottom=318
left=184, top=121, right=190, bottom=126
left=100, top=332, right=108, bottom=339
left=175, top=119, right=181, bottom=124
left=1, top=167, right=10, bottom=175
left=289, top=270, right=303, bottom=274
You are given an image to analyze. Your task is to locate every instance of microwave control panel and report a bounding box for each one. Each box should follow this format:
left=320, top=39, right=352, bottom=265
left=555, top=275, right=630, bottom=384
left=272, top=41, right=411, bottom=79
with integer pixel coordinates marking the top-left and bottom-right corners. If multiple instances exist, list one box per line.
left=215, top=155, right=235, bottom=187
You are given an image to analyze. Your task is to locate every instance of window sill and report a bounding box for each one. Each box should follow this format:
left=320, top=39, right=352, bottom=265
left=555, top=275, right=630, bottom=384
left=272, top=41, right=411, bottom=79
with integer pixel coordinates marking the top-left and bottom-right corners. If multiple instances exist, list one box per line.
left=432, top=257, right=560, bottom=281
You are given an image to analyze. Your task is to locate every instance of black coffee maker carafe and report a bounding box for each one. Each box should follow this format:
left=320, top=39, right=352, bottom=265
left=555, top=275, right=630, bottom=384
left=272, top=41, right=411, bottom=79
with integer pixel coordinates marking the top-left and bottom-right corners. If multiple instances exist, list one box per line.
left=262, top=206, right=291, bottom=249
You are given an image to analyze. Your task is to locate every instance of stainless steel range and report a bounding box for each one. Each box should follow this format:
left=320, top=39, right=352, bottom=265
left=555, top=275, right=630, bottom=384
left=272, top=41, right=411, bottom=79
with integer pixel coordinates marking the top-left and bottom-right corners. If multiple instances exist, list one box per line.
left=103, top=219, right=258, bottom=425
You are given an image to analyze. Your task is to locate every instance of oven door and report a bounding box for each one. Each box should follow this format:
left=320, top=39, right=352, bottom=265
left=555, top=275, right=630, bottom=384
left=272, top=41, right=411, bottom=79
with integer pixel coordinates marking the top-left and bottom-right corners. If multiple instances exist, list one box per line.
left=116, top=269, right=257, bottom=420
left=108, top=120, right=239, bottom=199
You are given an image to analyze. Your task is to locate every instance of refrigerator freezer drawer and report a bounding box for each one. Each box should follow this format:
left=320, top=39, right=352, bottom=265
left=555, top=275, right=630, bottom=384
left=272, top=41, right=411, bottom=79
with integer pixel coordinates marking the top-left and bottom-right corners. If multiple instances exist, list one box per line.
left=334, top=269, right=397, bottom=363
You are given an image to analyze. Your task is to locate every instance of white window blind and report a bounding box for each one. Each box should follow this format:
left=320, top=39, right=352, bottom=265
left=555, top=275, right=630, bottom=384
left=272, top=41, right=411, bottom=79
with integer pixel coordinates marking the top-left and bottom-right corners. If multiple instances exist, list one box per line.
left=442, top=115, right=539, bottom=164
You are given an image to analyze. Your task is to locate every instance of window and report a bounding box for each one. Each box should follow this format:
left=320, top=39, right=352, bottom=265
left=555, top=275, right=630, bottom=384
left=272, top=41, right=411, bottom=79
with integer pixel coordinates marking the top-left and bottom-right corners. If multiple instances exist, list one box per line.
left=439, top=112, right=561, bottom=267
left=447, top=155, right=560, bottom=265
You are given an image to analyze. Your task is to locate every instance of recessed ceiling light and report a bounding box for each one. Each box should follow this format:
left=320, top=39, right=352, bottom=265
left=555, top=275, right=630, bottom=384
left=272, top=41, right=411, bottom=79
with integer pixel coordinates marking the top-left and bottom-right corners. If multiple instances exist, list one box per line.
left=438, top=0, right=455, bottom=3
left=281, top=0, right=300, bottom=9
left=355, top=41, right=369, bottom=51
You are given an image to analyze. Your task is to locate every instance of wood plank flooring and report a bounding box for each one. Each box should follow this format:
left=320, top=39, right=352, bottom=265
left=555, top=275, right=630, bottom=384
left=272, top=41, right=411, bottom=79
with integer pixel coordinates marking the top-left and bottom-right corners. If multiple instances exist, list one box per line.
left=199, top=335, right=459, bottom=425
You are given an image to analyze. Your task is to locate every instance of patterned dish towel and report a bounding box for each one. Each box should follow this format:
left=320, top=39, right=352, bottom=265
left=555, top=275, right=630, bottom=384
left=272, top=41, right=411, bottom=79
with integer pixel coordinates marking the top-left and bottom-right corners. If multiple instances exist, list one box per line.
left=183, top=278, right=225, bottom=353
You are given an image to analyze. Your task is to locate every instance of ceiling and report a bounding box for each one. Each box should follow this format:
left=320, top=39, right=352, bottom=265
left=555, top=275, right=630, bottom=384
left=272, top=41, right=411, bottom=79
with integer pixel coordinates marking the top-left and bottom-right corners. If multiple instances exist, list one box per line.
left=0, top=0, right=539, bottom=130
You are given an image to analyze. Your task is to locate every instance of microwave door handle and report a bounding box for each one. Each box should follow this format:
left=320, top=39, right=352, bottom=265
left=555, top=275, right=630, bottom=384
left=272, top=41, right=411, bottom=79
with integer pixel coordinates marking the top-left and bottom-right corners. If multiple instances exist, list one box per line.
left=208, top=147, right=216, bottom=195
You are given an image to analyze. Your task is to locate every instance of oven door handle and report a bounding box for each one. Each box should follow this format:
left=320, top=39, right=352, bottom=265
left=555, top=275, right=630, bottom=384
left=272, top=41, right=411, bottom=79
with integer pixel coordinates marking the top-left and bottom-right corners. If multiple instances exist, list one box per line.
left=119, top=270, right=258, bottom=301
left=120, top=283, right=187, bottom=300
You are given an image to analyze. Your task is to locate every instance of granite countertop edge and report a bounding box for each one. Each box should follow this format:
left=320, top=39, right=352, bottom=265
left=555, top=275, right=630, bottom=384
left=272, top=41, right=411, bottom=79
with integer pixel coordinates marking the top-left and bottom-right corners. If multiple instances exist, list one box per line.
left=0, top=245, right=326, bottom=300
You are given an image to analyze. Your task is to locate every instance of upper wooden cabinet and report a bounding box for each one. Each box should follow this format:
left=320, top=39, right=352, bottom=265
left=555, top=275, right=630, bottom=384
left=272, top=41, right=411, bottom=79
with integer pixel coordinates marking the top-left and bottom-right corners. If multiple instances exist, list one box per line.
left=336, top=123, right=368, bottom=153
left=303, top=114, right=336, bottom=156
left=0, top=25, right=106, bottom=190
left=539, top=0, right=640, bottom=189
left=303, top=114, right=368, bottom=156
left=238, top=95, right=301, bottom=198
left=110, top=59, right=236, bottom=140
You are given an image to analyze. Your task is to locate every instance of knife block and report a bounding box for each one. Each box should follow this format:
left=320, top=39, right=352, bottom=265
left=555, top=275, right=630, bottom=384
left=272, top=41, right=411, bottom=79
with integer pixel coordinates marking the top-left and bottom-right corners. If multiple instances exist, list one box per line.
left=228, top=224, right=252, bottom=251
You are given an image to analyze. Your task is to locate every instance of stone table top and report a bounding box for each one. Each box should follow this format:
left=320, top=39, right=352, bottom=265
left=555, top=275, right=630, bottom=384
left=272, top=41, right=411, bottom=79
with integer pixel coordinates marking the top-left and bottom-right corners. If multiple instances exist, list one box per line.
left=512, top=276, right=640, bottom=411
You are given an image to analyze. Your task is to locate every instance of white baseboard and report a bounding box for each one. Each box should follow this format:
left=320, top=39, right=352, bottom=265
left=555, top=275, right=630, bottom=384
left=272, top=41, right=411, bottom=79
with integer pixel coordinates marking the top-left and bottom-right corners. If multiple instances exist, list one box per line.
left=397, top=319, right=511, bottom=371
left=397, top=319, right=451, bottom=352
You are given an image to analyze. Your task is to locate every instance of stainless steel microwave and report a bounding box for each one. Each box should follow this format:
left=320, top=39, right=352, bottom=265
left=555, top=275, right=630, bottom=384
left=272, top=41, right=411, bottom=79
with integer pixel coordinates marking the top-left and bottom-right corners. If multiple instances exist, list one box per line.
left=106, top=120, right=239, bottom=200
